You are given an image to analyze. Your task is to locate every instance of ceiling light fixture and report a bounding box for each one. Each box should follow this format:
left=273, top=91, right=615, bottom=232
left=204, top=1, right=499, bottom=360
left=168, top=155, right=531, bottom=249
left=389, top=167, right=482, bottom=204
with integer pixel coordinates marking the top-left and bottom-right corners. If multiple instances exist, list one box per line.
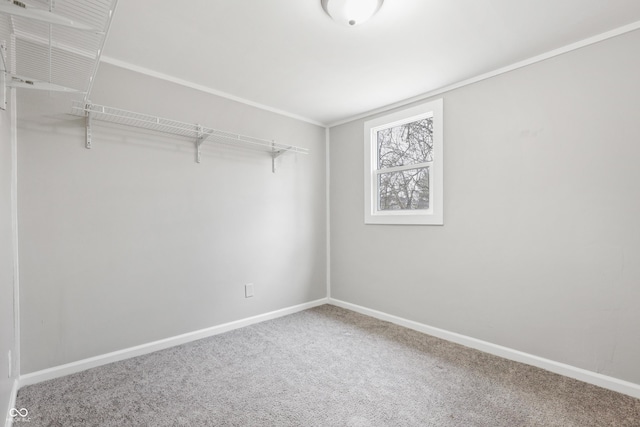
left=321, top=0, right=384, bottom=27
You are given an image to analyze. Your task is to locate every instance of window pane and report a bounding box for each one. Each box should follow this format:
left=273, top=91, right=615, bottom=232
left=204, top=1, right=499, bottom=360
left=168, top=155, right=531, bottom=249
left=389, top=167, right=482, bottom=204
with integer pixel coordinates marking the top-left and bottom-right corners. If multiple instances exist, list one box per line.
left=377, top=117, right=433, bottom=169
left=378, top=167, right=429, bottom=211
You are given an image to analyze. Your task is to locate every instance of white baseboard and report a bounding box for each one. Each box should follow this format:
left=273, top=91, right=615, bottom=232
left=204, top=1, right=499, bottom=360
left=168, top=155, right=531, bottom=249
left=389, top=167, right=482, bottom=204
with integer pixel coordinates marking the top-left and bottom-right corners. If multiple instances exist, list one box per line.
left=19, top=298, right=328, bottom=388
left=329, top=298, right=640, bottom=400
left=4, top=379, right=19, bottom=427
left=17, top=296, right=640, bottom=400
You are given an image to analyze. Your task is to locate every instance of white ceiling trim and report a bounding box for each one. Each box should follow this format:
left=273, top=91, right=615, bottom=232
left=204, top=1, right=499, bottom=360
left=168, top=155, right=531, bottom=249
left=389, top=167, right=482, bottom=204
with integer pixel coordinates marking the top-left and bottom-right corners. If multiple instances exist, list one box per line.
left=328, top=20, right=640, bottom=128
left=99, top=55, right=326, bottom=127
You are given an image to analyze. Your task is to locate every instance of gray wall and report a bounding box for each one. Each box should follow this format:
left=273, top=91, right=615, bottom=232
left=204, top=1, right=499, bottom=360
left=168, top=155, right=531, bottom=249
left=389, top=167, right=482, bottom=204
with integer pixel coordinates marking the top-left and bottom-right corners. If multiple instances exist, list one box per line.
left=18, top=64, right=327, bottom=373
left=1, top=92, right=17, bottom=414
left=330, top=30, right=640, bottom=384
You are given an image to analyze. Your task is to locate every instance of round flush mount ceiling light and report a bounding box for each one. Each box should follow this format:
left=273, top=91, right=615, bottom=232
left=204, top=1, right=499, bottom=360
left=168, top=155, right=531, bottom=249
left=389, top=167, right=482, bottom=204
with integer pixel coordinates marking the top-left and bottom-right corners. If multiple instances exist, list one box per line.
left=321, top=0, right=384, bottom=27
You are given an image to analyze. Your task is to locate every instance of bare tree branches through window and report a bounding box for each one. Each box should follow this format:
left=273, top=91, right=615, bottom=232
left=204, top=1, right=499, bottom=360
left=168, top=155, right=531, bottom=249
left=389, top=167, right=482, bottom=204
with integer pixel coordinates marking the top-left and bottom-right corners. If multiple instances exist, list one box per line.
left=364, top=98, right=443, bottom=225
left=376, top=117, right=433, bottom=211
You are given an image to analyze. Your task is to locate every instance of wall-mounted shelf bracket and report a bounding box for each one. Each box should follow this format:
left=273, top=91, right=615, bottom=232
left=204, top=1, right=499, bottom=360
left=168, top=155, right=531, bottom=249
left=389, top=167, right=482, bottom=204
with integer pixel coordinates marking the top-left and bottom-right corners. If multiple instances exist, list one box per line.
left=85, top=103, right=93, bottom=149
left=0, top=43, right=7, bottom=111
left=195, top=124, right=211, bottom=163
left=272, top=142, right=293, bottom=173
left=0, top=71, right=5, bottom=111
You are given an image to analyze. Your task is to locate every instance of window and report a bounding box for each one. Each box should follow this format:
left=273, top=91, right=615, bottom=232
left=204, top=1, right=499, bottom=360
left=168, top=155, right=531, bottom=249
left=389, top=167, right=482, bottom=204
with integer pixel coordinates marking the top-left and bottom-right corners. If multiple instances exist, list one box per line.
left=364, top=99, right=443, bottom=225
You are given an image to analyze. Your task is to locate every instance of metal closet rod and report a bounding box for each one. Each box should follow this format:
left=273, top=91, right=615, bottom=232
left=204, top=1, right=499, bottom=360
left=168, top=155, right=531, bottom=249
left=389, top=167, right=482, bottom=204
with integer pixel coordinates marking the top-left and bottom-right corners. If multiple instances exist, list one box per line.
left=71, top=101, right=309, bottom=172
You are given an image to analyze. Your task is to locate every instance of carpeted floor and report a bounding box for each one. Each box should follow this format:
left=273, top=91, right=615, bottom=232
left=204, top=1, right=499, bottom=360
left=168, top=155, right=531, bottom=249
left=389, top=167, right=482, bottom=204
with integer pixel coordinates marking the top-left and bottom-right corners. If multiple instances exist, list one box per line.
left=15, top=305, right=640, bottom=426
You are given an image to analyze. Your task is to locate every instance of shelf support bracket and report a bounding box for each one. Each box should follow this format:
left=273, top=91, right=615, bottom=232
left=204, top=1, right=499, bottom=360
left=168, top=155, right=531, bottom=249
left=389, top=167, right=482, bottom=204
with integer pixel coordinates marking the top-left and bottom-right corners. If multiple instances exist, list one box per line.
left=271, top=142, right=293, bottom=173
left=85, top=103, right=92, bottom=149
left=195, top=124, right=207, bottom=163
left=271, top=142, right=280, bottom=173
left=0, top=43, right=7, bottom=111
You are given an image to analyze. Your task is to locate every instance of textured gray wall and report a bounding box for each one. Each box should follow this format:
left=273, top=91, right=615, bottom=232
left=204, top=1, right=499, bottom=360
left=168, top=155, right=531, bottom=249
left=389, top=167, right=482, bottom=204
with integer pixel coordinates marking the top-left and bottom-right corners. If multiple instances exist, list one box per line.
left=330, top=30, right=640, bottom=384
left=18, top=64, right=327, bottom=373
left=1, top=91, right=17, bottom=415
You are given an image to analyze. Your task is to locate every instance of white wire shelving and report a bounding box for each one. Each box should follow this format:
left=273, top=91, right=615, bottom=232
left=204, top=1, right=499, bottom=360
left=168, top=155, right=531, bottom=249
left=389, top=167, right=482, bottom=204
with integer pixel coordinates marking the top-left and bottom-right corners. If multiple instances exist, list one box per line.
left=0, top=0, right=118, bottom=99
left=71, top=101, right=310, bottom=172
left=2, top=1, right=308, bottom=171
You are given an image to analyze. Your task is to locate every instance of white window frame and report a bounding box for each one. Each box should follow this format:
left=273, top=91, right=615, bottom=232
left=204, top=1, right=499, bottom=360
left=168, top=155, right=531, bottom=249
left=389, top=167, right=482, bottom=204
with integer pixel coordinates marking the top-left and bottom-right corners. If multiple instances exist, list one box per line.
left=364, top=99, right=443, bottom=225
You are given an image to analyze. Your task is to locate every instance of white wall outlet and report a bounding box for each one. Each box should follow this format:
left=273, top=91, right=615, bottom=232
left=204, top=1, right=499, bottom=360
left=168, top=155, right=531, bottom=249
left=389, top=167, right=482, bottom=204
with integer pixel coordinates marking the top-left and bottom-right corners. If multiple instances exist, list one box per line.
left=245, top=283, right=254, bottom=298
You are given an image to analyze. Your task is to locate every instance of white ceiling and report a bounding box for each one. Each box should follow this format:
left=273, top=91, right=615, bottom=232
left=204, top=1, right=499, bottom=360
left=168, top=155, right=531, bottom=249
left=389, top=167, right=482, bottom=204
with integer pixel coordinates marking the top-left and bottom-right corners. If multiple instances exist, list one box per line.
left=102, top=0, right=640, bottom=126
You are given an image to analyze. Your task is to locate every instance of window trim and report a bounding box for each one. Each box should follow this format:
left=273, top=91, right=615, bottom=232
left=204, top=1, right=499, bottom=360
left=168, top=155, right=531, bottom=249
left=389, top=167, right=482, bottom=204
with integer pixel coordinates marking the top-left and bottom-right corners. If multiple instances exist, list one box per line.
left=364, top=99, right=444, bottom=225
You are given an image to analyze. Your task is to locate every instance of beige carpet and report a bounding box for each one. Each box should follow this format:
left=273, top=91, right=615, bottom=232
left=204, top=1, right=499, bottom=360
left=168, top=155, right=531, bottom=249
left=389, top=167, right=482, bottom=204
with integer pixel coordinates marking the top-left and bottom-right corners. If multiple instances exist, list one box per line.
left=16, top=305, right=640, bottom=426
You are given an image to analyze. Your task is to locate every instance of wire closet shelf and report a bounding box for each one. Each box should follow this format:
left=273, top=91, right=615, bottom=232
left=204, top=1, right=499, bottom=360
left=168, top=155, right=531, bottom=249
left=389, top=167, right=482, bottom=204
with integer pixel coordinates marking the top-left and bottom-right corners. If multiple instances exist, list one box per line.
left=0, top=0, right=118, bottom=97
left=71, top=101, right=310, bottom=172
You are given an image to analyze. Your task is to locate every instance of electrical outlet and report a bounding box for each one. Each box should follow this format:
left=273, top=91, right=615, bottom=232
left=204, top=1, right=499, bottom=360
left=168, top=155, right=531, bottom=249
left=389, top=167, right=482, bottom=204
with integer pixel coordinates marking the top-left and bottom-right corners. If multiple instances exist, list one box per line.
left=245, top=283, right=254, bottom=298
